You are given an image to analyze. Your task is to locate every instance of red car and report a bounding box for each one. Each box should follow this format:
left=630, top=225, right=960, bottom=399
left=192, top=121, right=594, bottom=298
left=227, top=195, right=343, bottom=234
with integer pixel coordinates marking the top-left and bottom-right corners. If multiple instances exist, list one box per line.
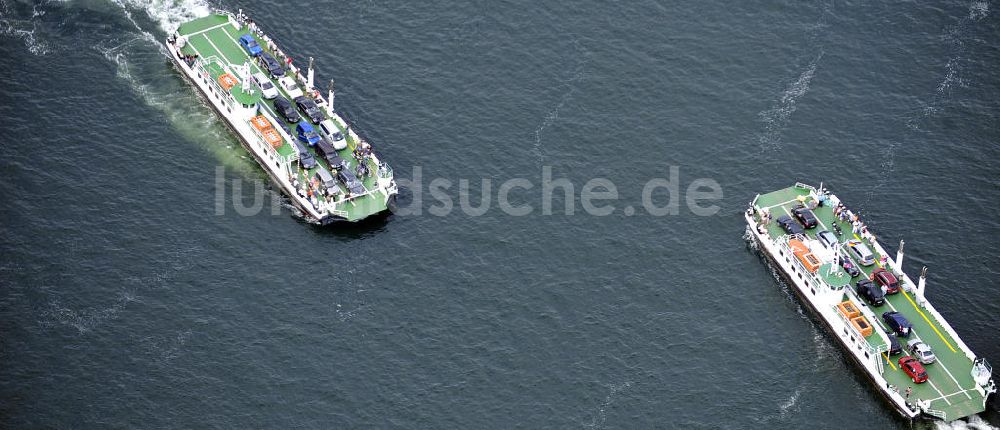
left=899, top=356, right=928, bottom=383
left=872, top=268, right=900, bottom=294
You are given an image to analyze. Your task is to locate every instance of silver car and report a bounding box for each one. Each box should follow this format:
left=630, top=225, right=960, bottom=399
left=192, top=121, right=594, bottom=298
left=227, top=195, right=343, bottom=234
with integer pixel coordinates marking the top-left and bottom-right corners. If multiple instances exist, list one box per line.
left=907, top=339, right=936, bottom=364
left=817, top=230, right=838, bottom=250
left=847, top=239, right=876, bottom=266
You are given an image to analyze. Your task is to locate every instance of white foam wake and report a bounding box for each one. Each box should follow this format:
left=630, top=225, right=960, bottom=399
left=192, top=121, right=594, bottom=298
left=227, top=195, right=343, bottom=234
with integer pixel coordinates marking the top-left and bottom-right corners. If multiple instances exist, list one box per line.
left=533, top=38, right=589, bottom=163
left=109, top=0, right=211, bottom=34
left=757, top=52, right=822, bottom=152
left=0, top=0, right=51, bottom=55
left=934, top=416, right=1000, bottom=430
left=585, top=380, right=633, bottom=429
left=907, top=0, right=989, bottom=131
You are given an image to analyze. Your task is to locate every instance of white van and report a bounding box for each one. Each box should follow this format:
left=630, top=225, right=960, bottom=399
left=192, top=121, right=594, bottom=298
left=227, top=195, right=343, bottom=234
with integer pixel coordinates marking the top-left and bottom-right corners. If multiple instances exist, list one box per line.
left=252, top=72, right=278, bottom=99
left=318, top=119, right=347, bottom=150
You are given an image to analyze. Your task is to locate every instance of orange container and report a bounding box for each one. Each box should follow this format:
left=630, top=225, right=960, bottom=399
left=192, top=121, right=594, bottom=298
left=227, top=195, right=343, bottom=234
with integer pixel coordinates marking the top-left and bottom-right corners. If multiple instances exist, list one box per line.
left=837, top=301, right=860, bottom=319
left=250, top=115, right=273, bottom=132
left=218, top=73, right=238, bottom=90
left=788, top=239, right=819, bottom=272
left=851, top=316, right=873, bottom=337
left=788, top=239, right=808, bottom=254
left=262, top=129, right=282, bottom=149
left=796, top=252, right=821, bottom=273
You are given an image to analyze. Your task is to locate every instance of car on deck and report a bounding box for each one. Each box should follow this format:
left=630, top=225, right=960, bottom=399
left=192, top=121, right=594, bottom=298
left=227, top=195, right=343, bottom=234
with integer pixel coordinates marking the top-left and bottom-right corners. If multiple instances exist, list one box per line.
left=238, top=34, right=262, bottom=56
left=258, top=51, right=284, bottom=78
left=899, top=356, right=929, bottom=383
left=872, top=268, right=901, bottom=294
left=777, top=215, right=805, bottom=236
left=907, top=339, right=937, bottom=364
left=314, top=166, right=340, bottom=197
left=817, top=230, right=838, bottom=250
left=887, top=334, right=903, bottom=355
left=337, top=169, right=365, bottom=196
left=856, top=279, right=885, bottom=307
left=296, top=121, right=321, bottom=146
left=847, top=239, right=876, bottom=266
left=318, top=119, right=348, bottom=150
left=291, top=140, right=317, bottom=170
left=278, top=75, right=302, bottom=99
left=839, top=256, right=861, bottom=278
left=252, top=72, right=278, bottom=99
left=882, top=311, right=913, bottom=338
left=294, top=96, right=324, bottom=124
left=314, top=138, right=344, bottom=169
left=272, top=96, right=301, bottom=123
left=792, top=204, right=818, bottom=229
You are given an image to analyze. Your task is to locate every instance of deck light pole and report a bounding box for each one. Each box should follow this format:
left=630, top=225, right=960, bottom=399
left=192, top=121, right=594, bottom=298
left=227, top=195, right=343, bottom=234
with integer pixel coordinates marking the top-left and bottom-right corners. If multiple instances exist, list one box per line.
left=307, top=56, right=315, bottom=92
left=916, top=266, right=928, bottom=306
left=896, top=239, right=905, bottom=272
left=327, top=79, right=335, bottom=115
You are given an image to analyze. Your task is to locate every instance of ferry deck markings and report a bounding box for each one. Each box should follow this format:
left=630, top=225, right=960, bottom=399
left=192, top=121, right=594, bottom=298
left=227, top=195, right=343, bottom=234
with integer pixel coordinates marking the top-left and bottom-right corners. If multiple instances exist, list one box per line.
left=928, top=389, right=976, bottom=403
left=182, top=21, right=232, bottom=38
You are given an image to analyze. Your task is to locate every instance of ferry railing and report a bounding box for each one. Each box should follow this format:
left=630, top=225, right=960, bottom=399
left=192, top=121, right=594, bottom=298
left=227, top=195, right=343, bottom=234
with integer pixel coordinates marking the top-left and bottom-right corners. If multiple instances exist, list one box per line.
left=923, top=408, right=946, bottom=420
left=192, top=56, right=237, bottom=112
left=775, top=235, right=835, bottom=291
left=832, top=303, right=885, bottom=372
left=794, top=182, right=816, bottom=193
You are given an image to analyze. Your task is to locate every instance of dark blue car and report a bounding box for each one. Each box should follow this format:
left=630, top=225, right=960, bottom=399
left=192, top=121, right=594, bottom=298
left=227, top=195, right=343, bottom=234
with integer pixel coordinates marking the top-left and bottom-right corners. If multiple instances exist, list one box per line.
left=882, top=311, right=912, bottom=338
left=238, top=34, right=262, bottom=57
left=296, top=121, right=321, bottom=146
left=258, top=52, right=284, bottom=78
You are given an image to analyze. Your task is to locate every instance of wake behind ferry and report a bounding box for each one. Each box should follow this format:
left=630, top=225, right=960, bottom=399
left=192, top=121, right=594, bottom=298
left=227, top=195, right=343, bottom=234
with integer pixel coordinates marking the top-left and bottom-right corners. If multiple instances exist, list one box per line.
left=166, top=11, right=397, bottom=224
left=746, top=183, right=995, bottom=422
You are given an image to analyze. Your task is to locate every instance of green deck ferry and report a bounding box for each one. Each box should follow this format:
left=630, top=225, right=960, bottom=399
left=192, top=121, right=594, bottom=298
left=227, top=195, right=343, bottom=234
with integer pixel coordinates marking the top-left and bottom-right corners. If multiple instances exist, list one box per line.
left=166, top=11, right=397, bottom=224
left=746, top=183, right=995, bottom=422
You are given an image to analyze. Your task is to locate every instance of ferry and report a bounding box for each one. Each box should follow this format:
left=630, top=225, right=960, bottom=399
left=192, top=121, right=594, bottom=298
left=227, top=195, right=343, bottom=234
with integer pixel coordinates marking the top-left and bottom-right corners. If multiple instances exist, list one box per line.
left=745, top=183, right=996, bottom=421
left=165, top=11, right=397, bottom=224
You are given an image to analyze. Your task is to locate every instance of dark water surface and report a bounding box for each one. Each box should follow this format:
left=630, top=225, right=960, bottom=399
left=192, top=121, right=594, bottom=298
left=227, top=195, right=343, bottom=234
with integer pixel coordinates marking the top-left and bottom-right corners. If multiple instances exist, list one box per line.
left=1, top=0, right=998, bottom=428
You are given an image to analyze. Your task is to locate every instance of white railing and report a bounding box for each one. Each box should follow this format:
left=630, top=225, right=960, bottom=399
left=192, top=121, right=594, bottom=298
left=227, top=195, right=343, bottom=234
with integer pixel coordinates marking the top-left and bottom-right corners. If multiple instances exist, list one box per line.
left=193, top=56, right=237, bottom=112
left=775, top=235, right=835, bottom=290
left=832, top=304, right=885, bottom=371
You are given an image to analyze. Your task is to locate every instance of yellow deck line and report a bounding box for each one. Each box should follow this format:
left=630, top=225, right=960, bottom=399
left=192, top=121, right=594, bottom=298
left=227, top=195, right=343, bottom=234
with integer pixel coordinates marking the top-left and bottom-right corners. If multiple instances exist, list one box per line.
left=884, top=353, right=897, bottom=370
left=899, top=289, right=957, bottom=352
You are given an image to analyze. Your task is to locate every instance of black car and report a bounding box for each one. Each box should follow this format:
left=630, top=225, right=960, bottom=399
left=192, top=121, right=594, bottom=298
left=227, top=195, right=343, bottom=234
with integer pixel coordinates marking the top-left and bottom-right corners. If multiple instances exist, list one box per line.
left=882, top=311, right=913, bottom=338
left=273, top=96, right=301, bottom=123
left=777, top=215, right=805, bottom=235
left=791, top=204, right=818, bottom=229
left=887, top=334, right=903, bottom=355
left=291, top=140, right=317, bottom=170
left=258, top=52, right=285, bottom=78
left=337, top=169, right=365, bottom=195
left=839, top=256, right=861, bottom=278
left=294, top=96, right=324, bottom=124
left=314, top=139, right=344, bottom=169
left=856, top=279, right=885, bottom=307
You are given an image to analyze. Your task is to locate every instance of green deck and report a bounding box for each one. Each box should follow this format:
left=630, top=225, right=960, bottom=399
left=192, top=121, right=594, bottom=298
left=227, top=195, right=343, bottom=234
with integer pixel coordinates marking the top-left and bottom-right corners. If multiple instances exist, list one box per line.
left=176, top=15, right=389, bottom=221
left=753, top=185, right=988, bottom=420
